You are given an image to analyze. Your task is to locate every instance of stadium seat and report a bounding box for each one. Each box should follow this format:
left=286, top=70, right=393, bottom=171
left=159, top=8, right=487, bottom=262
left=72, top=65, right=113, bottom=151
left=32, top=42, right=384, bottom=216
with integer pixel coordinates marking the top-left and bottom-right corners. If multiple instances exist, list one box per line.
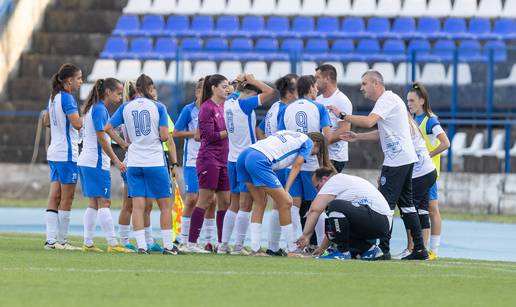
left=87, top=59, right=117, bottom=81
left=496, top=139, right=516, bottom=159
left=475, top=0, right=502, bottom=18
left=457, top=133, right=484, bottom=156
left=215, top=16, right=240, bottom=37
left=171, top=60, right=193, bottom=82
left=148, top=0, right=176, bottom=15
left=218, top=61, right=243, bottom=80
left=116, top=59, right=142, bottom=81
left=100, top=37, right=128, bottom=59
left=392, top=17, right=417, bottom=39
left=225, top=0, right=251, bottom=15
left=417, top=17, right=443, bottom=39
left=475, top=134, right=504, bottom=157
left=469, top=18, right=497, bottom=40
left=230, top=38, right=254, bottom=60
left=266, top=16, right=290, bottom=37
left=458, top=40, right=483, bottom=62
left=501, top=0, right=516, bottom=18
left=255, top=38, right=281, bottom=61
left=250, top=0, right=275, bottom=15
left=441, top=132, right=466, bottom=156
left=274, top=0, right=301, bottom=16
left=191, top=61, right=217, bottom=81
left=153, top=37, right=177, bottom=59
left=374, top=0, right=401, bottom=17
left=483, top=40, right=507, bottom=62
left=400, top=0, right=426, bottom=17
left=493, top=19, right=516, bottom=40
left=244, top=61, right=269, bottom=81
left=450, top=0, right=477, bottom=18
left=204, top=38, right=229, bottom=60
left=175, top=0, right=201, bottom=15
left=281, top=38, right=304, bottom=55
left=241, top=16, right=265, bottom=37
left=341, top=62, right=369, bottom=84
left=366, top=17, right=391, bottom=38
left=341, top=17, right=369, bottom=39
left=324, top=0, right=351, bottom=16
left=350, top=0, right=376, bottom=17
left=383, top=39, right=407, bottom=62
left=113, top=15, right=140, bottom=36
left=433, top=39, right=456, bottom=62
left=129, top=37, right=154, bottom=59
left=446, top=63, right=472, bottom=85
left=304, top=38, right=329, bottom=60
left=191, top=16, right=214, bottom=37
left=443, top=18, right=473, bottom=39
left=322, top=61, right=345, bottom=80
left=425, top=0, right=452, bottom=17
left=494, top=64, right=516, bottom=86
left=407, top=39, right=433, bottom=62
left=316, top=17, right=340, bottom=38
left=166, top=15, right=190, bottom=37
left=395, top=62, right=421, bottom=84
left=356, top=39, right=382, bottom=61
left=123, top=0, right=151, bottom=14
left=331, top=39, right=355, bottom=61
left=300, top=61, right=317, bottom=75
left=292, top=16, right=316, bottom=38
left=181, top=38, right=203, bottom=60
left=299, top=0, right=326, bottom=16
left=371, top=62, right=396, bottom=84
left=199, top=0, right=226, bottom=15
left=267, top=61, right=291, bottom=82
left=141, top=15, right=165, bottom=36
left=142, top=60, right=167, bottom=82
left=420, top=63, right=447, bottom=85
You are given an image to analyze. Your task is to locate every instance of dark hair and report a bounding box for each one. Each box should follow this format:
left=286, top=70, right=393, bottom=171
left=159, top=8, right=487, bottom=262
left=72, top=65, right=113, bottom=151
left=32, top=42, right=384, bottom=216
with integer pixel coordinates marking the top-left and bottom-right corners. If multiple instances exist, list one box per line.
left=83, top=78, right=122, bottom=114
left=275, top=75, right=297, bottom=99
left=409, top=82, right=432, bottom=117
left=316, top=64, right=337, bottom=83
left=307, top=132, right=335, bottom=172
left=313, top=167, right=337, bottom=181
left=242, top=83, right=262, bottom=94
left=284, top=73, right=299, bottom=81
left=136, top=74, right=155, bottom=100
left=200, top=74, right=228, bottom=104
left=51, top=63, right=81, bottom=99
left=297, top=75, right=316, bottom=98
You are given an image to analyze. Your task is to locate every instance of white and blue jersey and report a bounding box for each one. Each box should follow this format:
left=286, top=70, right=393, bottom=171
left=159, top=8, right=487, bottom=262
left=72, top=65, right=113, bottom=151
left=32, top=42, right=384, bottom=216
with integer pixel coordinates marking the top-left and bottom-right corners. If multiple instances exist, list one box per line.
left=279, top=98, right=331, bottom=171
left=77, top=101, right=111, bottom=171
left=175, top=102, right=201, bottom=167
left=47, top=91, right=80, bottom=162
left=259, top=100, right=288, bottom=137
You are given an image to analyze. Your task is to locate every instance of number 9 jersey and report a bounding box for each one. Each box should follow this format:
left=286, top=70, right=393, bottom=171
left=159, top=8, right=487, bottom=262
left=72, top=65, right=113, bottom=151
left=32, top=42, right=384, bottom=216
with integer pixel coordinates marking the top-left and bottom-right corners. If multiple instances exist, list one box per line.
left=109, top=97, right=169, bottom=167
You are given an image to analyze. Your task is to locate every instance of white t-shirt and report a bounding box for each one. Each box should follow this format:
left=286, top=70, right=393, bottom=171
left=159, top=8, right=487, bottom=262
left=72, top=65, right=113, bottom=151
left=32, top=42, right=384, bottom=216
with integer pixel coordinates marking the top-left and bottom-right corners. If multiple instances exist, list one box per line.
left=316, top=89, right=353, bottom=162
left=260, top=100, right=288, bottom=137
left=47, top=91, right=79, bottom=162
left=77, top=101, right=111, bottom=171
left=175, top=102, right=200, bottom=167
left=318, top=173, right=393, bottom=217
left=371, top=91, right=418, bottom=167
left=409, top=120, right=436, bottom=178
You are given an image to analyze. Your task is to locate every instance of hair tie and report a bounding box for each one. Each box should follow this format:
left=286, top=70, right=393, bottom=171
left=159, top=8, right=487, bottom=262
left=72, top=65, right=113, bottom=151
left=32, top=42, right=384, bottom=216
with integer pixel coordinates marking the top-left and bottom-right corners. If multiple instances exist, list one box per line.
left=57, top=75, right=63, bottom=82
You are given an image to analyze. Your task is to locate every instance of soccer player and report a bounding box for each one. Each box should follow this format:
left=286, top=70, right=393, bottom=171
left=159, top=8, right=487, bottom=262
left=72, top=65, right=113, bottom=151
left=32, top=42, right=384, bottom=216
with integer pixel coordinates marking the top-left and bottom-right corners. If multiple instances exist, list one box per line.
left=43, top=63, right=83, bottom=250
left=236, top=131, right=330, bottom=256
left=77, top=78, right=132, bottom=253
left=279, top=75, right=332, bottom=245
left=218, top=74, right=274, bottom=254
left=186, top=74, right=231, bottom=253
left=296, top=167, right=392, bottom=260
left=336, top=70, right=428, bottom=260
left=408, top=82, right=450, bottom=260
left=315, top=64, right=353, bottom=173
left=106, top=74, right=179, bottom=255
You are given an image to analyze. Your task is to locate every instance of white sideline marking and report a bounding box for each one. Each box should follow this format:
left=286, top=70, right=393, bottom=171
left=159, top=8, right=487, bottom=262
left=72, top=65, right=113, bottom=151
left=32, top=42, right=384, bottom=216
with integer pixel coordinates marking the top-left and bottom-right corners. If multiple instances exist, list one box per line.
left=388, top=261, right=516, bottom=274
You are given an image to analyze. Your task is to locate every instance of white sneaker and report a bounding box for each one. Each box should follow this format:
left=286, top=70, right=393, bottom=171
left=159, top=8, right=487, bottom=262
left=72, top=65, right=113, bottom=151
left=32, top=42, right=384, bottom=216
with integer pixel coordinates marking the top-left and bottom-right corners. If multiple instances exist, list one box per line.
left=230, top=245, right=251, bottom=256
left=217, top=243, right=230, bottom=254
left=393, top=248, right=411, bottom=260
left=55, top=241, right=82, bottom=251
left=185, top=243, right=211, bottom=254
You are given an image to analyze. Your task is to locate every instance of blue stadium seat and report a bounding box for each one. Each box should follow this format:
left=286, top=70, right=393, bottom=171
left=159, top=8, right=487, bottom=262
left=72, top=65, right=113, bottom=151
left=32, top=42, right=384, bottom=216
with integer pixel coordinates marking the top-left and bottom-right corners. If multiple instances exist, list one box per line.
left=366, top=17, right=391, bottom=39
left=241, top=16, right=265, bottom=37
left=469, top=18, right=496, bottom=40
left=383, top=39, right=406, bottom=62
left=458, top=40, right=483, bottom=62
left=408, top=39, right=434, bottom=62
left=153, top=37, right=177, bottom=59
left=204, top=38, right=229, bottom=60
left=304, top=38, right=329, bottom=61
left=230, top=38, right=255, bottom=60
left=432, top=39, right=456, bottom=62
left=113, top=15, right=140, bottom=36
left=181, top=37, right=204, bottom=60
left=191, top=15, right=214, bottom=37
left=392, top=17, right=417, bottom=39
left=129, top=37, right=154, bottom=59
left=100, top=36, right=129, bottom=59
left=141, top=15, right=165, bottom=36
left=417, top=17, right=443, bottom=39
left=493, top=19, right=516, bottom=40
left=316, top=17, right=340, bottom=38
left=483, top=40, right=507, bottom=62
left=216, top=15, right=240, bottom=37
left=255, top=38, right=284, bottom=60
left=443, top=18, right=473, bottom=40
left=341, top=17, right=369, bottom=39
left=291, top=16, right=316, bottom=38
left=266, top=16, right=290, bottom=37
left=166, top=15, right=190, bottom=36
left=281, top=38, right=304, bottom=54
left=356, top=39, right=383, bottom=61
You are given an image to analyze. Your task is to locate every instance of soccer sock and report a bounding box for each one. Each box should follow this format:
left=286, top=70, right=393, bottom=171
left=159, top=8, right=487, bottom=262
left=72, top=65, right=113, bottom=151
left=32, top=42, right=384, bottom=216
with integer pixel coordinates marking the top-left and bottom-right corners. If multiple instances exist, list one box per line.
left=430, top=235, right=441, bottom=254
left=45, top=209, right=58, bottom=244
left=267, top=209, right=281, bottom=252
left=203, top=218, right=216, bottom=244
left=188, top=207, right=206, bottom=244
left=180, top=216, right=191, bottom=244
left=234, top=210, right=250, bottom=247
left=134, top=229, right=147, bottom=250
left=315, top=212, right=327, bottom=246
left=118, top=224, right=130, bottom=246
left=57, top=210, right=71, bottom=244
left=144, top=226, right=155, bottom=246
left=161, top=229, right=174, bottom=250
left=221, top=210, right=237, bottom=244
left=216, top=210, right=227, bottom=243
left=250, top=222, right=262, bottom=252
left=290, top=206, right=302, bottom=238
left=83, top=208, right=97, bottom=246
left=281, top=224, right=297, bottom=252
left=98, top=208, right=118, bottom=246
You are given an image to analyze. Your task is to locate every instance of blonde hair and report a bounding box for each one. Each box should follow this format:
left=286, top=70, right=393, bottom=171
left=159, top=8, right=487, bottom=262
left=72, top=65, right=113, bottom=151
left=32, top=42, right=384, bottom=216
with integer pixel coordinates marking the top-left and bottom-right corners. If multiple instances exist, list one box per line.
left=307, top=132, right=336, bottom=173
left=123, top=80, right=137, bottom=102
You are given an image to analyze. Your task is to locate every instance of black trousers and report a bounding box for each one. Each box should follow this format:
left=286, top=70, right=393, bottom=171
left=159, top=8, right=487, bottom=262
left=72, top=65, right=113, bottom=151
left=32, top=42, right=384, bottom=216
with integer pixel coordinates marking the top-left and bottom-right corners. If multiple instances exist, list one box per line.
left=411, top=170, right=437, bottom=229
left=326, top=200, right=390, bottom=255
left=331, top=160, right=347, bottom=173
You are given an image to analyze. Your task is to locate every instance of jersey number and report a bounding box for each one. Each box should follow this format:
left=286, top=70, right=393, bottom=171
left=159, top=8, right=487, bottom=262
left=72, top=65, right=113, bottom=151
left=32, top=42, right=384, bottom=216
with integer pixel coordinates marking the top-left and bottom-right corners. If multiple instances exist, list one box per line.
left=131, top=110, right=151, bottom=136
left=226, top=110, right=234, bottom=133
left=295, top=111, right=308, bottom=133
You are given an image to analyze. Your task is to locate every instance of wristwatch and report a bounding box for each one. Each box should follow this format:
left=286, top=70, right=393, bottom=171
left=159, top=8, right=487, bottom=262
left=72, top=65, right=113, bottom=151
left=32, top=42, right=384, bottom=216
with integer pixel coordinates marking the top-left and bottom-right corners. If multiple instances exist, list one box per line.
left=338, top=112, right=347, bottom=120
left=170, top=163, right=179, bottom=169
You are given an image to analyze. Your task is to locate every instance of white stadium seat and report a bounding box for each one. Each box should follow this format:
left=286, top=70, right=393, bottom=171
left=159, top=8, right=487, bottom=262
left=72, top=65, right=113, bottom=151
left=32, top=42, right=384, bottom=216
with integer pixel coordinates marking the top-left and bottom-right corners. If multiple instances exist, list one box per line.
left=501, top=0, right=516, bottom=18
left=446, top=63, right=472, bottom=85
left=475, top=0, right=502, bottom=18
left=244, top=61, right=268, bottom=81
left=191, top=61, right=217, bottom=82
left=273, top=0, right=301, bottom=16
left=169, top=60, right=194, bottom=82
left=142, top=60, right=167, bottom=82
left=300, top=61, right=317, bottom=75
left=324, top=0, right=351, bottom=16
left=175, top=0, right=201, bottom=15
left=267, top=61, right=290, bottom=83
left=371, top=62, right=396, bottom=84
left=456, top=133, right=484, bottom=156
left=80, top=83, right=93, bottom=101
left=87, top=59, right=117, bottom=82
left=442, top=132, right=467, bottom=156
left=250, top=0, right=275, bottom=15
left=148, top=0, right=176, bottom=15
left=198, top=0, right=226, bottom=15
left=322, top=61, right=345, bottom=81
left=116, top=60, right=142, bottom=82
left=400, top=0, right=427, bottom=17
left=219, top=61, right=243, bottom=81
left=165, top=61, right=178, bottom=82
left=496, top=140, right=516, bottom=159
left=420, top=63, right=447, bottom=85
left=341, top=62, right=369, bottom=84
left=395, top=63, right=421, bottom=84
left=494, top=64, right=516, bottom=86
left=225, top=0, right=251, bottom=15
left=475, top=133, right=504, bottom=157
left=123, top=0, right=151, bottom=14
left=450, top=0, right=477, bottom=18
left=299, top=0, right=326, bottom=16
left=350, top=0, right=376, bottom=16
left=424, top=0, right=452, bottom=17
left=374, top=0, right=402, bottom=17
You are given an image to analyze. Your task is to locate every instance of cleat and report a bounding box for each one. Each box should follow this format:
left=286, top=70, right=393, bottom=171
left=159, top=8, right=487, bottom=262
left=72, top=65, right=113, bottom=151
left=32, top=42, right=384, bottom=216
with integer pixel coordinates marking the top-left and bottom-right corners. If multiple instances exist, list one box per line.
left=124, top=243, right=138, bottom=252
left=266, top=248, right=287, bottom=257
left=82, top=245, right=104, bottom=252
left=137, top=248, right=150, bottom=254
left=148, top=242, right=164, bottom=253
left=204, top=243, right=215, bottom=253
left=230, top=245, right=252, bottom=256
left=428, top=250, right=438, bottom=261
left=108, top=245, right=135, bottom=253
left=185, top=244, right=211, bottom=254
left=163, top=245, right=181, bottom=255
left=317, top=251, right=352, bottom=260
left=358, top=245, right=384, bottom=261
left=56, top=242, right=82, bottom=251
left=249, top=248, right=269, bottom=257
left=401, top=249, right=428, bottom=260
left=44, top=241, right=57, bottom=250
left=217, top=243, right=230, bottom=254
left=177, top=243, right=189, bottom=253
left=393, top=248, right=412, bottom=260
left=376, top=252, right=391, bottom=261
left=287, top=248, right=309, bottom=258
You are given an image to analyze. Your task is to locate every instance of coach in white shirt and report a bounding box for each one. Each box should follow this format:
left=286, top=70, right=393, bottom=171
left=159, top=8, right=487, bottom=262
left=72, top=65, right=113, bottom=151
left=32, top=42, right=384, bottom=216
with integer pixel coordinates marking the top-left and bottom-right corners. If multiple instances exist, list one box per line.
left=315, top=64, right=353, bottom=173
left=330, top=70, right=428, bottom=260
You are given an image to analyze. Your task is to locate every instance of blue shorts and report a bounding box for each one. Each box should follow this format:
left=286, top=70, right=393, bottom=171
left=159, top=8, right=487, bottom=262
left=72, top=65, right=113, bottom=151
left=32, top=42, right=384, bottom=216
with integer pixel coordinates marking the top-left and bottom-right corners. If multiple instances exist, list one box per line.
left=183, top=166, right=199, bottom=193
left=228, top=161, right=248, bottom=193
left=121, top=171, right=127, bottom=184
left=285, top=169, right=317, bottom=201
left=79, top=166, right=111, bottom=198
left=429, top=182, right=438, bottom=201
left=275, top=169, right=288, bottom=187
left=49, top=161, right=78, bottom=184
left=127, top=166, right=172, bottom=199
left=237, top=148, right=282, bottom=189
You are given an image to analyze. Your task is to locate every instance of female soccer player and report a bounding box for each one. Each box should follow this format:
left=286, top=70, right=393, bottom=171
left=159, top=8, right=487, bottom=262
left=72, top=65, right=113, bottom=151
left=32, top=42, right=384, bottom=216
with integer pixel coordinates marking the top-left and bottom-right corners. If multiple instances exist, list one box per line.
left=237, top=131, right=331, bottom=256
left=77, top=78, right=132, bottom=253
left=408, top=82, right=450, bottom=260
left=43, top=63, right=83, bottom=250
left=218, top=74, right=274, bottom=254
left=106, top=74, right=178, bottom=255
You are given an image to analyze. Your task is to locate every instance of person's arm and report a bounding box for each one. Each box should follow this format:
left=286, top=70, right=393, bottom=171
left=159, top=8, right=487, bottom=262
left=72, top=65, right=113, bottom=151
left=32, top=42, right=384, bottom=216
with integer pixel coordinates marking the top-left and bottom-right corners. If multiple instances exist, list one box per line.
left=296, top=194, right=336, bottom=248
left=322, top=126, right=332, bottom=144
left=245, top=74, right=274, bottom=102
left=42, top=110, right=50, bottom=128
left=156, top=103, right=169, bottom=142
left=105, top=124, right=129, bottom=150
left=340, top=130, right=380, bottom=142
left=173, top=129, right=195, bottom=139
left=327, top=104, right=380, bottom=129
left=166, top=136, right=179, bottom=179
left=430, top=132, right=450, bottom=157
left=256, top=126, right=266, bottom=140
left=172, top=106, right=194, bottom=139
left=313, top=236, right=331, bottom=256
left=97, top=131, right=126, bottom=172
left=198, top=106, right=226, bottom=142
left=330, top=121, right=351, bottom=144
left=61, top=93, right=83, bottom=130
left=284, top=156, right=304, bottom=194
left=92, top=107, right=126, bottom=171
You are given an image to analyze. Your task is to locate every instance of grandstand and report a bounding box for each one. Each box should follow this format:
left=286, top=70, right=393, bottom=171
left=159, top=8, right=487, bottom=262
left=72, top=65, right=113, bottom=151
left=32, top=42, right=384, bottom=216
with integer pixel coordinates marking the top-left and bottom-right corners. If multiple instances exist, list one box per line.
left=1, top=0, right=516, bottom=174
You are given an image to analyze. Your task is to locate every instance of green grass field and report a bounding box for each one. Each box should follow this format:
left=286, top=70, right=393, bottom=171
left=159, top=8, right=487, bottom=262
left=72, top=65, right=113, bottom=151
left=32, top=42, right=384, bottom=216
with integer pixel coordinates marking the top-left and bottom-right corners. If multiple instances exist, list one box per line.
left=1, top=233, right=516, bottom=307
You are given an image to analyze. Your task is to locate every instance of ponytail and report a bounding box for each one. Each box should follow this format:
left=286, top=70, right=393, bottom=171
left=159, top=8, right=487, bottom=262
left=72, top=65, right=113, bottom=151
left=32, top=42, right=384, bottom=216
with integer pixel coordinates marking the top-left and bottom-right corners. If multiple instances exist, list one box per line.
left=308, top=132, right=336, bottom=173
left=51, top=63, right=80, bottom=99
left=123, top=80, right=137, bottom=102
left=200, top=74, right=228, bottom=104
left=83, top=77, right=122, bottom=114
left=136, top=74, right=155, bottom=100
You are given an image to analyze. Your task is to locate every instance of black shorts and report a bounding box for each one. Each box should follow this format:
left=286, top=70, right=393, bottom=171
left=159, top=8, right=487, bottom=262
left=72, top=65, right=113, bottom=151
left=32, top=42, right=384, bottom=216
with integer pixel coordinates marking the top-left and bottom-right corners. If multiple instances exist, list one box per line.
left=331, top=160, right=347, bottom=173
left=412, top=170, right=437, bottom=214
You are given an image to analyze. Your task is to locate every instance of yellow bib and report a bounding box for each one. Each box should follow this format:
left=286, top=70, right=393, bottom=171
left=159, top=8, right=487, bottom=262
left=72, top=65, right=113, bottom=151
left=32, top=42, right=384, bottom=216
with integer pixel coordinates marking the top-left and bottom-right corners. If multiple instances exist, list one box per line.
left=162, top=115, right=175, bottom=152
left=418, top=115, right=441, bottom=177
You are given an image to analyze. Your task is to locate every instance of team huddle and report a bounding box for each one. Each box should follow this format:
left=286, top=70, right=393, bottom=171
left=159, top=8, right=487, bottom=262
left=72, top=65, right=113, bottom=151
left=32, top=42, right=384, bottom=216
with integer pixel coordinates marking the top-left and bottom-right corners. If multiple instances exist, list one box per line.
left=42, top=62, right=450, bottom=260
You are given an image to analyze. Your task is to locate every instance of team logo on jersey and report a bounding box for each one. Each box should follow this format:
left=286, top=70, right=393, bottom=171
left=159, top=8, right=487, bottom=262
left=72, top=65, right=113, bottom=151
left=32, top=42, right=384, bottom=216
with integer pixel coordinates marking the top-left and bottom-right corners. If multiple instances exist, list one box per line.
left=380, top=176, right=386, bottom=186
left=385, top=135, right=402, bottom=160
left=352, top=197, right=371, bottom=207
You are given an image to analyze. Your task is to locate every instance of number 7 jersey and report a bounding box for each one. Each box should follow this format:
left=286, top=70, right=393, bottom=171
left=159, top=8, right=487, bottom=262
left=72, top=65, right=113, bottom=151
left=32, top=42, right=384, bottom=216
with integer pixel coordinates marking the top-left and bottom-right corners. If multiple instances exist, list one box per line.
left=109, top=97, right=169, bottom=167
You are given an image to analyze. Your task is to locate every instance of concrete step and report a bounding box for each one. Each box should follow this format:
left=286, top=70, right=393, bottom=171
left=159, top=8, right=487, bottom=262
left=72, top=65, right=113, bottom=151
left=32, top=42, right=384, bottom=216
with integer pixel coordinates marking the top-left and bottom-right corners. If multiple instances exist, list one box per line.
left=0, top=119, right=41, bottom=146
left=43, top=9, right=121, bottom=33
left=32, top=32, right=108, bottom=56
left=0, top=100, right=46, bottom=112
left=18, top=53, right=97, bottom=80
left=53, top=0, right=127, bottom=11
left=8, top=78, right=50, bottom=101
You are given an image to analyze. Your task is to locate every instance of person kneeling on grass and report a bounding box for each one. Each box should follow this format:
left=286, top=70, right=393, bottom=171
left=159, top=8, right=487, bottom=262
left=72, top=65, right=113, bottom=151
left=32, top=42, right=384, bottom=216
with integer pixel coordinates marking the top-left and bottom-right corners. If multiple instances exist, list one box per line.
left=296, top=167, right=393, bottom=260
